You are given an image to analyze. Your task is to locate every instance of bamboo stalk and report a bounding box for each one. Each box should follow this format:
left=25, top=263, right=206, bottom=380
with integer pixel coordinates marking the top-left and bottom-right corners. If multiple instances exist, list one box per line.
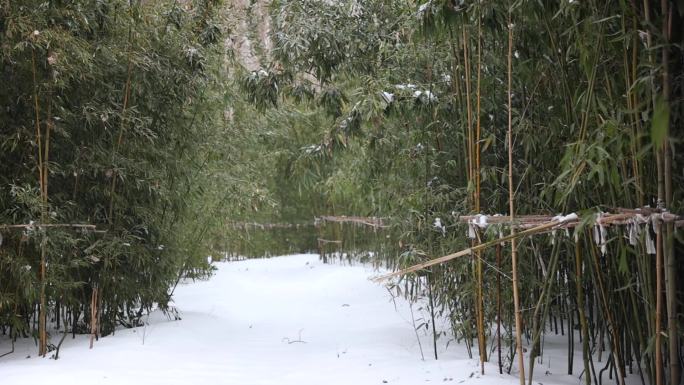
left=462, top=25, right=473, bottom=190
left=507, top=14, right=525, bottom=385
left=659, top=3, right=678, bottom=384
left=89, top=287, right=98, bottom=349
left=44, top=90, right=51, bottom=204
left=587, top=230, right=626, bottom=385
left=427, top=274, right=438, bottom=360
left=496, top=243, right=502, bottom=374
left=475, top=16, right=482, bottom=211
left=474, top=15, right=486, bottom=372
left=527, top=244, right=561, bottom=385
left=31, top=46, right=49, bottom=358
left=575, top=240, right=591, bottom=385
left=655, top=220, right=663, bottom=385
left=31, top=50, right=44, bottom=202
left=108, top=41, right=135, bottom=224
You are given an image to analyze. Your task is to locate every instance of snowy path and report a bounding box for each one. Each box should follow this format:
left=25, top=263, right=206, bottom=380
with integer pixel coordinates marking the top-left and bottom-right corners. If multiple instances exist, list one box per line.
left=1, top=254, right=587, bottom=385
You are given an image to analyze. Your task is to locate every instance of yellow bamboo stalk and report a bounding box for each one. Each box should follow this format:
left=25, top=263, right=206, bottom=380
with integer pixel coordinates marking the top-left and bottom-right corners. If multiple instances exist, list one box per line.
left=659, top=3, right=678, bottom=384
left=655, top=217, right=663, bottom=385
left=474, top=15, right=486, bottom=372
left=31, top=47, right=48, bottom=358
left=462, top=25, right=473, bottom=188
left=31, top=50, right=44, bottom=200
left=89, top=287, right=98, bottom=349
left=507, top=15, right=525, bottom=385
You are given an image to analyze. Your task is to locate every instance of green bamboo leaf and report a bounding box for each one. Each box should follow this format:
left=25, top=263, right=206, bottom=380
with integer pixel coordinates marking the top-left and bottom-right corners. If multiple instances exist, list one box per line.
left=619, top=246, right=628, bottom=274
left=651, top=96, right=669, bottom=146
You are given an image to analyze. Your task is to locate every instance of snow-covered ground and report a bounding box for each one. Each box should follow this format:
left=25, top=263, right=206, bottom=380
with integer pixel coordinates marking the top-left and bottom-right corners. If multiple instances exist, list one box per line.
left=0, top=254, right=631, bottom=385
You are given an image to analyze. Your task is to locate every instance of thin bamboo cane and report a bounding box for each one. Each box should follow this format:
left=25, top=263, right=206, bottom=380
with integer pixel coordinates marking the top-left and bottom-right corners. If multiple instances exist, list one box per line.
left=659, top=3, right=679, bottom=384
left=474, top=14, right=486, bottom=372
left=31, top=47, right=49, bottom=358
left=44, top=90, right=51, bottom=205
left=507, top=14, right=525, bottom=385
left=586, top=231, right=626, bottom=385
left=575, top=240, right=591, bottom=385
left=108, top=38, right=135, bottom=223
left=496, top=243, right=502, bottom=374
left=643, top=0, right=666, bottom=382
left=463, top=25, right=473, bottom=190
left=31, top=50, right=44, bottom=201
left=89, top=287, right=98, bottom=349
left=655, top=221, right=663, bottom=385
left=448, top=26, right=469, bottom=182
left=527, top=244, right=561, bottom=385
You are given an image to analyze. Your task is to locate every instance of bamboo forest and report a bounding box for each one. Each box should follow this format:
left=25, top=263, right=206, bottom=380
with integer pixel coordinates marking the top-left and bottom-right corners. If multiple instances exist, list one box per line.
left=0, top=1, right=682, bottom=385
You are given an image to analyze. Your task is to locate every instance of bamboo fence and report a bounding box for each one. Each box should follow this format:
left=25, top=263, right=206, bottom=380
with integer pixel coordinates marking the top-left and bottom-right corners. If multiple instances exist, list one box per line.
left=373, top=209, right=682, bottom=282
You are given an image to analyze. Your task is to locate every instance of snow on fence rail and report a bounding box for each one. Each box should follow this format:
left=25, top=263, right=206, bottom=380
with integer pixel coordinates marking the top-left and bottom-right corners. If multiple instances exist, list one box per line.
left=314, top=215, right=389, bottom=228
left=459, top=208, right=681, bottom=229
left=0, top=223, right=98, bottom=230
left=227, top=221, right=312, bottom=230
left=227, top=216, right=391, bottom=230
left=317, top=238, right=342, bottom=244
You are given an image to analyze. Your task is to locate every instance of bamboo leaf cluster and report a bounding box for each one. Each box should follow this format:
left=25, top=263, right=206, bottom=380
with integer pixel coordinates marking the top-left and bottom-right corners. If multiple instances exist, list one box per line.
left=0, top=0, right=249, bottom=356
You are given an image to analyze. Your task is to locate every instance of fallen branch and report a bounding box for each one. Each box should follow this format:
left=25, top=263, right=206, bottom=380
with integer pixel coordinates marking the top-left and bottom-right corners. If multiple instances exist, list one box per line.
left=282, top=329, right=307, bottom=344
left=0, top=340, right=14, bottom=359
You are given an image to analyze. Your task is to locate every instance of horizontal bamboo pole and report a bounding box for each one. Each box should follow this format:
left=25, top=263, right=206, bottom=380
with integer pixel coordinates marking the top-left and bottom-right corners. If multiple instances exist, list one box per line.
left=459, top=211, right=681, bottom=229
left=317, top=238, right=342, bottom=244
left=315, top=215, right=389, bottom=228
left=229, top=216, right=390, bottom=230
left=375, top=210, right=682, bottom=283
left=228, top=221, right=311, bottom=230
left=0, top=223, right=97, bottom=230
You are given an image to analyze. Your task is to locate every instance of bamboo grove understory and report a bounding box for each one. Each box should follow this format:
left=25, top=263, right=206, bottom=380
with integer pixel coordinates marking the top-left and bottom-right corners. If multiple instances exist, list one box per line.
left=226, top=1, right=684, bottom=384
left=1, top=1, right=683, bottom=385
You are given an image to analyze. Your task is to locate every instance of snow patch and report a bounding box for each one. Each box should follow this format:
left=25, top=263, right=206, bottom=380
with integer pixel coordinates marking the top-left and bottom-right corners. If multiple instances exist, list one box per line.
left=551, top=213, right=578, bottom=223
